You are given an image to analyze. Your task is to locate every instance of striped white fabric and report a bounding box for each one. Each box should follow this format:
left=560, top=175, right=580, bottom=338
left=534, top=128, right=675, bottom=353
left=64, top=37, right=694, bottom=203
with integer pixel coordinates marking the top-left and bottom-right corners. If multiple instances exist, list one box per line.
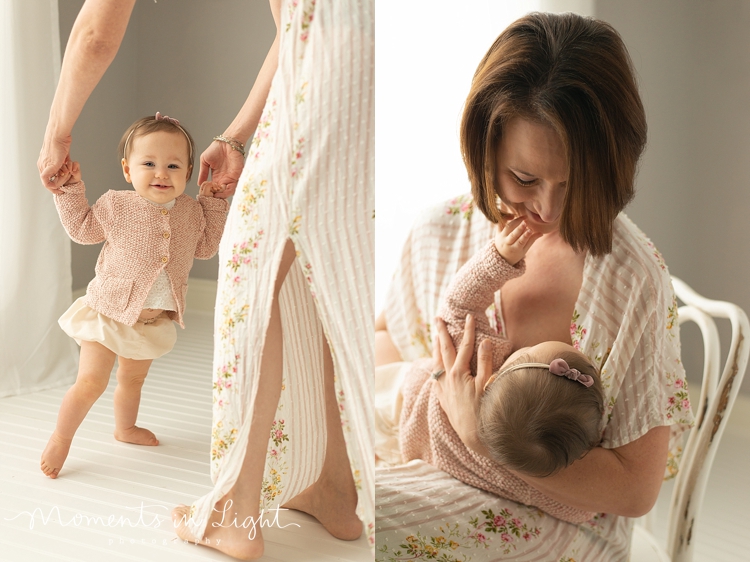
left=377, top=197, right=693, bottom=560
left=185, top=0, right=374, bottom=550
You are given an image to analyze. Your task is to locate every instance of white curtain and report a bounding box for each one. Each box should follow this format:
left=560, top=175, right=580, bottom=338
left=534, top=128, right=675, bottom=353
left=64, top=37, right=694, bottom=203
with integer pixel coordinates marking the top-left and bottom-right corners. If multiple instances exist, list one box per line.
left=0, top=0, right=78, bottom=397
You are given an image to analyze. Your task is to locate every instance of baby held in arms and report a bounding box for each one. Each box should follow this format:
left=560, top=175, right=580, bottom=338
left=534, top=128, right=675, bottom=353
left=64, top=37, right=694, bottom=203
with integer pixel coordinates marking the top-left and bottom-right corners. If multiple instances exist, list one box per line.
left=399, top=218, right=605, bottom=523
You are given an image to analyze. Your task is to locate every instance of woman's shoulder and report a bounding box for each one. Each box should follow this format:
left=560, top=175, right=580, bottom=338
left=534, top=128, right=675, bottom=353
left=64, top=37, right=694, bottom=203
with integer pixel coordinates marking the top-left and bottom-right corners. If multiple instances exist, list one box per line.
left=595, top=213, right=674, bottom=303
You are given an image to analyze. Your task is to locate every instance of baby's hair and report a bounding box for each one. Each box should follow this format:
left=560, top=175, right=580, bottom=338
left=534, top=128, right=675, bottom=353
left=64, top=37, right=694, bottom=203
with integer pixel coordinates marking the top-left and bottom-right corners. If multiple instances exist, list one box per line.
left=478, top=348, right=604, bottom=478
left=118, top=115, right=195, bottom=180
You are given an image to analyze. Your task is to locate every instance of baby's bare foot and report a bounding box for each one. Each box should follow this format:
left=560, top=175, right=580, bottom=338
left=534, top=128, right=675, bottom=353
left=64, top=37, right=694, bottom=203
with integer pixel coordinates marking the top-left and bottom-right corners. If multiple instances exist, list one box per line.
left=283, top=477, right=362, bottom=540
left=172, top=500, right=264, bottom=561
left=41, top=433, right=72, bottom=479
left=114, top=425, right=159, bottom=446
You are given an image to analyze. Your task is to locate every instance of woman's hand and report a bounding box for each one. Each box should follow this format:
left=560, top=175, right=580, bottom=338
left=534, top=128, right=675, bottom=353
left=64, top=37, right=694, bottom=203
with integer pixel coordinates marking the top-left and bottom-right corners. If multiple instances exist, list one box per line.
left=197, top=140, right=245, bottom=199
left=431, top=314, right=494, bottom=456
left=38, top=133, right=72, bottom=194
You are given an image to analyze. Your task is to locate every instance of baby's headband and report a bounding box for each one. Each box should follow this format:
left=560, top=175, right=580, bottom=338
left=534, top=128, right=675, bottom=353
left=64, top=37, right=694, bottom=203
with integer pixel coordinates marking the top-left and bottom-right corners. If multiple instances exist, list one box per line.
left=483, top=358, right=595, bottom=391
left=123, top=112, right=193, bottom=158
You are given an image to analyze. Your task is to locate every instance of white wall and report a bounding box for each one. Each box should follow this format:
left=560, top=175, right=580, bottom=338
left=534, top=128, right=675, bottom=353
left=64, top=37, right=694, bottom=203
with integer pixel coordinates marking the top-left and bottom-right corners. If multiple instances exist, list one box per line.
left=597, top=0, right=750, bottom=392
left=59, top=0, right=275, bottom=289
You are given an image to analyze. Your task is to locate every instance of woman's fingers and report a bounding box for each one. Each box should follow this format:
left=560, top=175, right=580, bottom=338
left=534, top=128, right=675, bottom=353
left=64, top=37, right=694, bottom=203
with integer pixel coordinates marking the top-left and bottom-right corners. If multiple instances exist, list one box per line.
left=435, top=317, right=457, bottom=371
left=454, top=313, right=475, bottom=375
left=475, top=339, right=494, bottom=391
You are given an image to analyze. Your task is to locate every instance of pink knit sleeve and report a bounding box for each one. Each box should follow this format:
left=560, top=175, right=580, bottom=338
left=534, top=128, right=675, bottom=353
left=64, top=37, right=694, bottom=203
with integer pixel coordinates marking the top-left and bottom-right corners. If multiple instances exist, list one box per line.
left=437, top=241, right=525, bottom=373
left=54, top=181, right=114, bottom=244
left=194, top=195, right=229, bottom=259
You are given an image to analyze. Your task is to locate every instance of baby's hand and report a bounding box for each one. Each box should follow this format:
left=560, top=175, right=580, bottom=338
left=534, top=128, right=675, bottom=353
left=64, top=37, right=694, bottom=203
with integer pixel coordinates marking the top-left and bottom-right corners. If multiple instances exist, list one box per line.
left=58, top=160, right=81, bottom=186
left=199, top=180, right=224, bottom=198
left=494, top=217, right=542, bottom=265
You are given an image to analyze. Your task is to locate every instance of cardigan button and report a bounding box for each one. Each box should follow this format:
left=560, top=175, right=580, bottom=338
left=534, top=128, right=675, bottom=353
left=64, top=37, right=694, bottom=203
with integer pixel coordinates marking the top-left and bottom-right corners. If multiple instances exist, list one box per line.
left=163, top=232, right=170, bottom=239
left=161, top=209, right=168, bottom=216
left=161, top=256, right=168, bottom=263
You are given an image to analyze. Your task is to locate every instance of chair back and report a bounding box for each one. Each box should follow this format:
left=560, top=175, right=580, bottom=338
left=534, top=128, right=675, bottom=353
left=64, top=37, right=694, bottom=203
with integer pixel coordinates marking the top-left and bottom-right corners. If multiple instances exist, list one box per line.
left=664, top=277, right=750, bottom=561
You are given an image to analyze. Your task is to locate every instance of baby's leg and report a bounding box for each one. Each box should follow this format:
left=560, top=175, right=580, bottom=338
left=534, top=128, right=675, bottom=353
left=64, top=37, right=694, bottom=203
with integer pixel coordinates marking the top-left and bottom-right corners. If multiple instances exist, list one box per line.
left=41, top=340, right=115, bottom=478
left=113, top=356, right=158, bottom=446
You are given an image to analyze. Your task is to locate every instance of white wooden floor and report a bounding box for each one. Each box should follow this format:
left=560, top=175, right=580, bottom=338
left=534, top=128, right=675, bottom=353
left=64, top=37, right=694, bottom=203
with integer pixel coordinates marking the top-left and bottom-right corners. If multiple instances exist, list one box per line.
left=0, top=307, right=371, bottom=562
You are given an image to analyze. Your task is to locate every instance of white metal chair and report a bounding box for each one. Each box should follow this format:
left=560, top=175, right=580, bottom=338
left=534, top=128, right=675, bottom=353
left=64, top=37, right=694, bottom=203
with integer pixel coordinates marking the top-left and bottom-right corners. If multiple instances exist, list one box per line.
left=630, top=277, right=750, bottom=562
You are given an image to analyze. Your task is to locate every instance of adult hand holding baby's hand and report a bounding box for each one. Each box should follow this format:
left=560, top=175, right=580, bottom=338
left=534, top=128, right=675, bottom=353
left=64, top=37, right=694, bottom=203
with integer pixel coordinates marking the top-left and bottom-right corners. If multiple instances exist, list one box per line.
left=494, top=217, right=542, bottom=265
left=57, top=160, right=82, bottom=187
left=199, top=180, right=224, bottom=198
left=198, top=140, right=244, bottom=199
left=38, top=133, right=72, bottom=194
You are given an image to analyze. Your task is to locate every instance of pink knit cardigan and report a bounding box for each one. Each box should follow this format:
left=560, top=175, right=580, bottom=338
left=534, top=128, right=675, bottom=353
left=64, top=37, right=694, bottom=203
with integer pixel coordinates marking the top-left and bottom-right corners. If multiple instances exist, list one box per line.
left=399, top=241, right=596, bottom=524
left=55, top=181, right=228, bottom=327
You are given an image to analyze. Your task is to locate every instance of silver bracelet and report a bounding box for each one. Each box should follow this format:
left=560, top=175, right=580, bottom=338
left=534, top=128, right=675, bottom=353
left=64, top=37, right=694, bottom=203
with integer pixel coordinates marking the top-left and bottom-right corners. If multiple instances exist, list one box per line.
left=213, top=135, right=246, bottom=158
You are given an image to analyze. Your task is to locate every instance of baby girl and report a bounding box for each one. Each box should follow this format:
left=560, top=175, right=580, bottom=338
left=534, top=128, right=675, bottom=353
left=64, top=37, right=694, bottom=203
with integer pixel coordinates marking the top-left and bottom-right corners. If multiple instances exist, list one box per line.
left=41, top=113, right=229, bottom=479
left=399, top=218, right=605, bottom=523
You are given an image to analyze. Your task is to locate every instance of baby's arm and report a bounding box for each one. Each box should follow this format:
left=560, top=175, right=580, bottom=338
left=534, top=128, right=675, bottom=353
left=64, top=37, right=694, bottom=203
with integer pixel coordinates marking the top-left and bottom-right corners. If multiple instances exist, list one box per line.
left=194, top=182, right=230, bottom=259
left=53, top=162, right=113, bottom=244
left=438, top=219, right=540, bottom=372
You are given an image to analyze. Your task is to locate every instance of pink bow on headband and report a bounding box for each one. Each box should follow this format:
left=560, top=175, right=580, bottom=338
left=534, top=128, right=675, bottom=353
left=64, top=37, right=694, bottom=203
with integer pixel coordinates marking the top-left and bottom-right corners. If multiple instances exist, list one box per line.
left=155, top=111, right=180, bottom=126
left=549, top=358, right=594, bottom=387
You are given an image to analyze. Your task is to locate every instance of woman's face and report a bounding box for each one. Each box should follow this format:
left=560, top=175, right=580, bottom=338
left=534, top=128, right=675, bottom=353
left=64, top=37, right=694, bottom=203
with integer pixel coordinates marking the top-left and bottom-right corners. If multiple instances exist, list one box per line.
left=495, top=117, right=568, bottom=235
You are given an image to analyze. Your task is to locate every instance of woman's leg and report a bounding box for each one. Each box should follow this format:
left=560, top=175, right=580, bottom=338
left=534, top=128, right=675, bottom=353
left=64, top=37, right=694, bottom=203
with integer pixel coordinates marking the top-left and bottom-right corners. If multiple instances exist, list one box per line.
left=41, top=340, right=115, bottom=478
left=173, top=239, right=296, bottom=560
left=113, top=356, right=158, bottom=446
left=282, top=334, right=363, bottom=540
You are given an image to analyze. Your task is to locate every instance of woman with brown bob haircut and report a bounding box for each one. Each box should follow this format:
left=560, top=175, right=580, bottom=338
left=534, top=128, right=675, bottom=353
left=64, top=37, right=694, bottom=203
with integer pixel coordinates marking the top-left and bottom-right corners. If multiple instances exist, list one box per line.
left=376, top=12, right=692, bottom=560
left=463, top=13, right=646, bottom=256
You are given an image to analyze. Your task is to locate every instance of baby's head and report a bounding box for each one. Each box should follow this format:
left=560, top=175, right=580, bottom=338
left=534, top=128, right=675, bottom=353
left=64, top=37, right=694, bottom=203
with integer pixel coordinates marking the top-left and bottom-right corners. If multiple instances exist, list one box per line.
left=118, top=113, right=195, bottom=204
left=478, top=341, right=604, bottom=477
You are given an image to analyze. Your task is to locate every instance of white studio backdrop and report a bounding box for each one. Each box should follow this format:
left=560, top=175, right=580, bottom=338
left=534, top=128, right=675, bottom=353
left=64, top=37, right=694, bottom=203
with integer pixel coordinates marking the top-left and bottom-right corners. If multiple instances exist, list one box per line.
left=0, top=0, right=78, bottom=396
left=374, top=0, right=594, bottom=314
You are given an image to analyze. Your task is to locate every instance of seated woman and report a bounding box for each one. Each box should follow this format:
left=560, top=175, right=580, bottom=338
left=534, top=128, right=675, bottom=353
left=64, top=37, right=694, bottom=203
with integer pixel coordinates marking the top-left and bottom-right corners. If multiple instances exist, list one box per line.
left=375, top=12, right=693, bottom=561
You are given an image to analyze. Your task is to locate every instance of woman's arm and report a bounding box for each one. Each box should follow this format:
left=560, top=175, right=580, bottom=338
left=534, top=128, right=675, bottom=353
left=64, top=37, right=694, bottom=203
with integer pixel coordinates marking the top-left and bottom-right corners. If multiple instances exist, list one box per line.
left=197, top=0, right=282, bottom=197
left=514, top=426, right=669, bottom=517
left=432, top=315, right=670, bottom=518
left=38, top=0, right=137, bottom=192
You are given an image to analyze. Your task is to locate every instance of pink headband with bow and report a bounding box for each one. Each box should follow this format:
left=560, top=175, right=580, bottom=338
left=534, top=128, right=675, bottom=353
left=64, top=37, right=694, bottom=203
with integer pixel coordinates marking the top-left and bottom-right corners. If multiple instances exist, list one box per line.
left=123, top=112, right=193, bottom=157
left=483, top=358, right=595, bottom=391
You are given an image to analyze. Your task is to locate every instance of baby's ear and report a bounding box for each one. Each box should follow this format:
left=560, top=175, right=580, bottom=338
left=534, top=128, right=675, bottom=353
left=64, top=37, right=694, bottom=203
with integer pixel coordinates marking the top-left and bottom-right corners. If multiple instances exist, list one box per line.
left=121, top=158, right=132, bottom=183
left=186, top=165, right=192, bottom=180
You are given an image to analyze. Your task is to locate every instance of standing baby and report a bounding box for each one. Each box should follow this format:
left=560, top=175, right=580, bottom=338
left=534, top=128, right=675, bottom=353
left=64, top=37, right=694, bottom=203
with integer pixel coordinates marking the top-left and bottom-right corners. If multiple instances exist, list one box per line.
left=41, top=113, right=229, bottom=479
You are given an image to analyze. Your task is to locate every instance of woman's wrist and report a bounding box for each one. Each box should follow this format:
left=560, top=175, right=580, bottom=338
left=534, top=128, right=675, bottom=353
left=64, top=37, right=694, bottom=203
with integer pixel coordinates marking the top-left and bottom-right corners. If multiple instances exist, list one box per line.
left=213, top=135, right=246, bottom=157
left=221, top=125, right=251, bottom=147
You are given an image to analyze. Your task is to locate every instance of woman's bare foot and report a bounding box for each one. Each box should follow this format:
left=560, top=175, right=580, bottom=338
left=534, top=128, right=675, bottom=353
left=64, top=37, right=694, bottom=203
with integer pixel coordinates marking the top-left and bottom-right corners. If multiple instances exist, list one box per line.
left=114, top=425, right=159, bottom=446
left=283, top=476, right=362, bottom=540
left=172, top=496, right=264, bottom=561
left=40, top=432, right=73, bottom=479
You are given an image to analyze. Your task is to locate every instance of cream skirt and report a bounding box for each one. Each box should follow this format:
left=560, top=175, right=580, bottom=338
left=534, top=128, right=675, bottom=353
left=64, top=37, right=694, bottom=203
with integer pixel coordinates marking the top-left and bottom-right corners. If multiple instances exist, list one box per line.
left=59, top=297, right=176, bottom=360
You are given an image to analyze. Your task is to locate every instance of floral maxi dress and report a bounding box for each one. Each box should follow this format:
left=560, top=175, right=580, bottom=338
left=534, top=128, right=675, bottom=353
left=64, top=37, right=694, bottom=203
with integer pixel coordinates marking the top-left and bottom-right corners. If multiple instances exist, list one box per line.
left=185, top=0, right=375, bottom=548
